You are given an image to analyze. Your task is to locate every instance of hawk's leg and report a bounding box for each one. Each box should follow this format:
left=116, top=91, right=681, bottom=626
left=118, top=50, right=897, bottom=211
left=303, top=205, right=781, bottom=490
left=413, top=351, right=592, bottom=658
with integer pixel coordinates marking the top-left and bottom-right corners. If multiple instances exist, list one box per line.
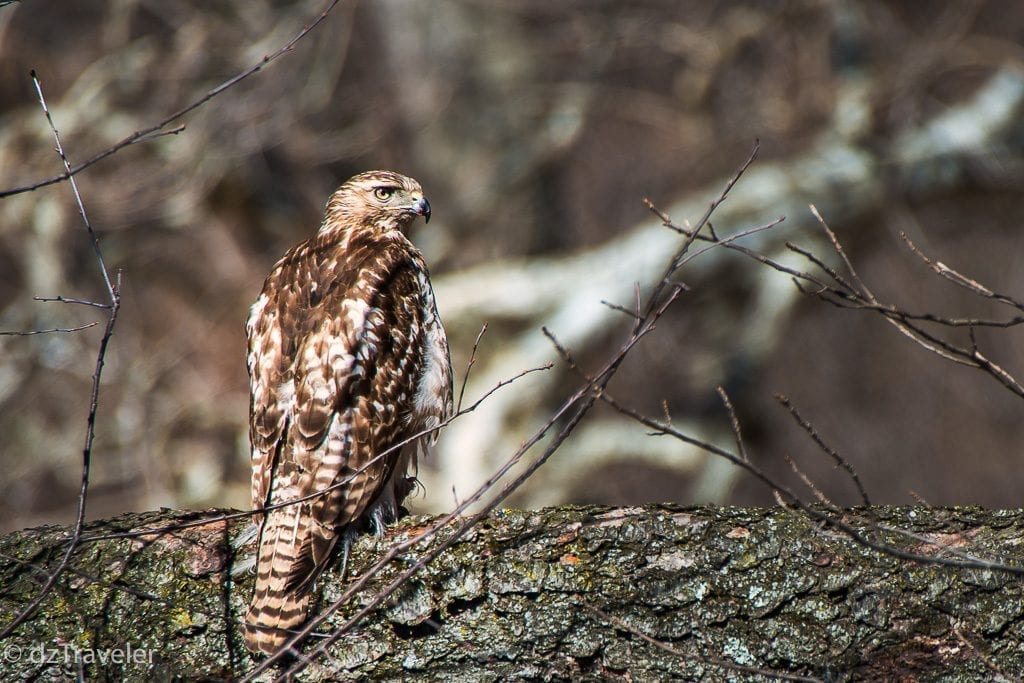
left=364, top=470, right=421, bottom=536
left=367, top=493, right=398, bottom=537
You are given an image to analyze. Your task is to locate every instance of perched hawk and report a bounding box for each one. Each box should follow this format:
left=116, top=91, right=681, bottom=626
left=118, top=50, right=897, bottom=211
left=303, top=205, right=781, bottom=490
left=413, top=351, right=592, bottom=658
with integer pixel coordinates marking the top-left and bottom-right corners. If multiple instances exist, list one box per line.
left=242, top=170, right=452, bottom=655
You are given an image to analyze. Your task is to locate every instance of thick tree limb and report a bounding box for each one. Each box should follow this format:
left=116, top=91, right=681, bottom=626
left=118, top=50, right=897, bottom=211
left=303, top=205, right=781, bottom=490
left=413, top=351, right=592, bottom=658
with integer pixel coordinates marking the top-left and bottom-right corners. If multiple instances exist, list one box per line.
left=1, top=505, right=1022, bottom=680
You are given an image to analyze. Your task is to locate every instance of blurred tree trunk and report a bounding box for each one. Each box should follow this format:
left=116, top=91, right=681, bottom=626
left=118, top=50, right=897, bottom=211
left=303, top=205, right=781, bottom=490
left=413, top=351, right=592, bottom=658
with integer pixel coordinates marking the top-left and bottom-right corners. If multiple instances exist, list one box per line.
left=1, top=505, right=1022, bottom=680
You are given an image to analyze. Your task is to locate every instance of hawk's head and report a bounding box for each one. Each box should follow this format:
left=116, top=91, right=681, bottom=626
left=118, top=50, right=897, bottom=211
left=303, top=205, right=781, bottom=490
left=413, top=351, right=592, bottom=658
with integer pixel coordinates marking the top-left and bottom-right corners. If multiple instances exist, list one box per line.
left=323, top=170, right=431, bottom=235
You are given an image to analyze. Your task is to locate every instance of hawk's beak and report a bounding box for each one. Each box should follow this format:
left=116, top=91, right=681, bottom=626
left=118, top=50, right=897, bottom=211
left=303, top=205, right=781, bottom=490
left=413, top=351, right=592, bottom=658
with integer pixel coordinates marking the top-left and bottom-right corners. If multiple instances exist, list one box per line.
left=411, top=196, right=431, bottom=223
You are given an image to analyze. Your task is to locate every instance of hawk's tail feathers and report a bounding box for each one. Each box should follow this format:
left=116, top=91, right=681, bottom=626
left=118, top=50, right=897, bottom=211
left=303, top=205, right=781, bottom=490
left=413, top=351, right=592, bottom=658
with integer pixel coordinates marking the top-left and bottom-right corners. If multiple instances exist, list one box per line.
left=243, top=508, right=314, bottom=655
left=242, top=596, right=309, bottom=656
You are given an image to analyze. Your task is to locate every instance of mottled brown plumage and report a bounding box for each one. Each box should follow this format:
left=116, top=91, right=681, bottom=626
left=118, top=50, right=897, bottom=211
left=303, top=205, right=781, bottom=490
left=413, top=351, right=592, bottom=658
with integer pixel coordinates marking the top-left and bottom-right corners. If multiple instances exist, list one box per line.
left=243, top=171, right=452, bottom=655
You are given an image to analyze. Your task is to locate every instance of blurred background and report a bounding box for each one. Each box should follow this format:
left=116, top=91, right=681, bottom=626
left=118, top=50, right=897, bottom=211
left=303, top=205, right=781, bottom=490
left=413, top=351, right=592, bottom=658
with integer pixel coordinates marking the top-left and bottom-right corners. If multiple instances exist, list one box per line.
left=2, top=0, right=1024, bottom=533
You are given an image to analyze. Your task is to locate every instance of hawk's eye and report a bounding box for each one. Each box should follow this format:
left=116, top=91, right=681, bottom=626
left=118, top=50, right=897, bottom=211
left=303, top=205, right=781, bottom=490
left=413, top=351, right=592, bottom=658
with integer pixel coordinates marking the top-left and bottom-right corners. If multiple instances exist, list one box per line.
left=373, top=187, right=395, bottom=201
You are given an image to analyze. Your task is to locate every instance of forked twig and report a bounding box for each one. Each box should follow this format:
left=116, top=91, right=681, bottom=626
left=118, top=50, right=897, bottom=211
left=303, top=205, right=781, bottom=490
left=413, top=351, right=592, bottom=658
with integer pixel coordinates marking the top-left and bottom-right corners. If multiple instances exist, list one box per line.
left=775, top=393, right=871, bottom=506
left=1, top=74, right=122, bottom=638
left=810, top=204, right=873, bottom=300
left=456, top=322, right=488, bottom=413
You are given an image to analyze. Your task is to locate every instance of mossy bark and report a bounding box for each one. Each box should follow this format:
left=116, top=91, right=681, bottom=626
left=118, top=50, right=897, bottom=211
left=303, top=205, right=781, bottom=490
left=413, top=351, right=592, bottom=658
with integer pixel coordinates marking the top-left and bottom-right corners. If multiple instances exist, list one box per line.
left=1, top=505, right=1023, bottom=681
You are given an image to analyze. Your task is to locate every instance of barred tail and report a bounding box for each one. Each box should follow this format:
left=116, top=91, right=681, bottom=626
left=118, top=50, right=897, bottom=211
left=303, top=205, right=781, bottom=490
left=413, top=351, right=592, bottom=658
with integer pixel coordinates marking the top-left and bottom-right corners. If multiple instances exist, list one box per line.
left=243, top=507, right=313, bottom=655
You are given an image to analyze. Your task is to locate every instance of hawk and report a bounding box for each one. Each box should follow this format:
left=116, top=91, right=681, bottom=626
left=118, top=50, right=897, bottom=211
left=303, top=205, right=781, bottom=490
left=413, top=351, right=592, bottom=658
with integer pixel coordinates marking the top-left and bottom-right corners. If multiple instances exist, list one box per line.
left=242, top=170, right=452, bottom=655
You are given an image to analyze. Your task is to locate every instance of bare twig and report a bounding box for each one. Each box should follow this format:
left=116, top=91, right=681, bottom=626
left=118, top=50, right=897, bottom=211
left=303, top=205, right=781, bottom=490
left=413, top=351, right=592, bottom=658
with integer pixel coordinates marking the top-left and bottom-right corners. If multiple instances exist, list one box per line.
left=644, top=140, right=760, bottom=317
left=456, top=322, right=488, bottom=413
left=902, top=232, right=1024, bottom=312
left=0, top=321, right=99, bottom=336
left=0, top=75, right=122, bottom=638
left=602, top=386, right=1024, bottom=576
left=31, top=71, right=114, bottom=298
left=696, top=211, right=1024, bottom=398
left=33, top=295, right=111, bottom=309
left=594, top=163, right=1024, bottom=580
left=600, top=298, right=642, bottom=320
left=0, top=0, right=343, bottom=199
left=784, top=453, right=835, bottom=507
left=716, top=386, right=749, bottom=463
left=810, top=204, right=873, bottom=300
left=775, top=394, right=871, bottom=506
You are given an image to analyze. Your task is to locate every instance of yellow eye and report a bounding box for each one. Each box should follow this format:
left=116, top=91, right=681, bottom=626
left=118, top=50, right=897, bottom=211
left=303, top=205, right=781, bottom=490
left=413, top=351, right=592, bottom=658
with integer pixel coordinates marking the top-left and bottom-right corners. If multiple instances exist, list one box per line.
left=373, top=187, right=395, bottom=201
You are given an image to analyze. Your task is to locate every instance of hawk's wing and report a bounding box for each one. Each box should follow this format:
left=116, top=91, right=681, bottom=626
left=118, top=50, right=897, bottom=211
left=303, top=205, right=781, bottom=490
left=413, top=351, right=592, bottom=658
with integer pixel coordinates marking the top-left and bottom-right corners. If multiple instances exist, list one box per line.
left=246, top=235, right=429, bottom=591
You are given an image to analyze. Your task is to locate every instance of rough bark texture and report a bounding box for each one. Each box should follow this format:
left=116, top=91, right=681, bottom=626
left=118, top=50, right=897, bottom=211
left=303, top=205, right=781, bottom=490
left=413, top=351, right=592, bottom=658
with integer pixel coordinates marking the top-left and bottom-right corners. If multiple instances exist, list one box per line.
left=1, top=505, right=1023, bottom=681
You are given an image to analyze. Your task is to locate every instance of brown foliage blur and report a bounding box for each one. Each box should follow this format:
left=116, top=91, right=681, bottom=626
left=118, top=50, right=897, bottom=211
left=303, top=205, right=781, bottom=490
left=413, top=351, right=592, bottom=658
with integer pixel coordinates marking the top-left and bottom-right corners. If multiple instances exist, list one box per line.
left=2, top=1, right=1024, bottom=532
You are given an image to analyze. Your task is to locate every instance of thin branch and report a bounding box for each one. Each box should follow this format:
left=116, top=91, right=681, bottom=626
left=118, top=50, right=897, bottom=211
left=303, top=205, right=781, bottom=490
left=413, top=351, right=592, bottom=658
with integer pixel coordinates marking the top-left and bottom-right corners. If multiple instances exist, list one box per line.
left=31, top=71, right=114, bottom=298
left=33, top=295, right=111, bottom=309
left=810, top=204, right=873, bottom=301
left=0, top=321, right=99, bottom=336
left=600, top=298, right=642, bottom=320
left=0, top=0, right=343, bottom=199
left=542, top=325, right=579, bottom=369
left=601, top=160, right=1024, bottom=584
left=0, top=76, right=122, bottom=638
left=456, top=322, right=488, bottom=413
left=633, top=280, right=642, bottom=335
left=0, top=279, right=119, bottom=633
left=775, top=394, right=871, bottom=505
left=902, top=232, right=1024, bottom=312
left=716, top=386, right=749, bottom=463
left=679, top=216, right=785, bottom=269
left=784, top=453, right=835, bottom=508
left=785, top=241, right=861, bottom=296
left=643, top=140, right=760, bottom=318
left=691, top=212, right=1024, bottom=398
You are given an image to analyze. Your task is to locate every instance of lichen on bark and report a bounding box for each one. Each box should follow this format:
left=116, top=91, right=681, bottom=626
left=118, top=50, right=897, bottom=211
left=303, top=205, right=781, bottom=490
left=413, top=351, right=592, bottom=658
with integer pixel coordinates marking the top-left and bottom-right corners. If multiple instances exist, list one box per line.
left=2, top=505, right=1023, bottom=680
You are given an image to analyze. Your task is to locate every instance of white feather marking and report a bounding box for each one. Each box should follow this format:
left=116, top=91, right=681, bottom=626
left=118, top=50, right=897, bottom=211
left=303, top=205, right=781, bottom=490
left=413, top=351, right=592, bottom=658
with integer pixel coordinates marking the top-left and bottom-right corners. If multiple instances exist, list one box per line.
left=344, top=299, right=369, bottom=329
left=413, top=319, right=450, bottom=433
left=247, top=293, right=269, bottom=331
left=277, top=379, right=295, bottom=406
left=328, top=339, right=353, bottom=371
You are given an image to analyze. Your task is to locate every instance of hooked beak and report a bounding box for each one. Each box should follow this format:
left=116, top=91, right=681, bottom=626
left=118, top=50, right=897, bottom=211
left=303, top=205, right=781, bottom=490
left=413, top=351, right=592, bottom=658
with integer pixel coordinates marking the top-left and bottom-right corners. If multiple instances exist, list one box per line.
left=410, top=196, right=431, bottom=223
